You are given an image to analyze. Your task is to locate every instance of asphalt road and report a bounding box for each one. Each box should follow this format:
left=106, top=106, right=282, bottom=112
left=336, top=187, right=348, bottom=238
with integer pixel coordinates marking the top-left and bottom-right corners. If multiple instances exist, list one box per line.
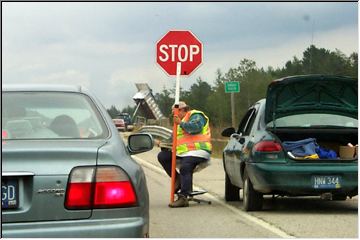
left=140, top=160, right=281, bottom=238
left=132, top=146, right=358, bottom=238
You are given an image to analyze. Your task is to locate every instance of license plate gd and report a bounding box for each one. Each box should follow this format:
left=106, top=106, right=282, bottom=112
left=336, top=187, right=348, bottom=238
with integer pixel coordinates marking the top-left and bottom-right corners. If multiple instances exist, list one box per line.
left=2, top=180, right=19, bottom=209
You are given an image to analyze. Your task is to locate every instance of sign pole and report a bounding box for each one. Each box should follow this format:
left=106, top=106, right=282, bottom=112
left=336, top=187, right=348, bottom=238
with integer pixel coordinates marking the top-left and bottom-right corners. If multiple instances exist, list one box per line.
left=231, top=92, right=236, bottom=128
left=170, top=62, right=181, bottom=203
left=225, top=81, right=240, bottom=128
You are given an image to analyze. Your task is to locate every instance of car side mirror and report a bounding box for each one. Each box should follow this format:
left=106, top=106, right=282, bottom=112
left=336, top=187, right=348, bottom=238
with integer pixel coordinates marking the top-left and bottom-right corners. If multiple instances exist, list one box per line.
left=128, top=133, right=154, bottom=154
left=221, top=127, right=236, bottom=137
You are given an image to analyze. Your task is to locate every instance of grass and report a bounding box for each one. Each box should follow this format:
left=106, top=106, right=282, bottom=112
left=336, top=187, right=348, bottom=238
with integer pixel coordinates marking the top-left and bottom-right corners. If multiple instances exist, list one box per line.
left=211, top=140, right=227, bottom=159
left=211, top=125, right=229, bottom=159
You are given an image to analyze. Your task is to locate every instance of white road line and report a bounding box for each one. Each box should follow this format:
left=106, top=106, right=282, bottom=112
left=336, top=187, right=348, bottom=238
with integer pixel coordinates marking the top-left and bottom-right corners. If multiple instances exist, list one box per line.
left=132, top=155, right=295, bottom=238
left=203, top=194, right=294, bottom=238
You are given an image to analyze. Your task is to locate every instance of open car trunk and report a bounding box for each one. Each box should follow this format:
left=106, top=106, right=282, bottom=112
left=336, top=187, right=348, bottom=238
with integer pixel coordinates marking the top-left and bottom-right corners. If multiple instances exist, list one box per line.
left=269, top=127, right=358, bottom=161
left=264, top=75, right=357, bottom=162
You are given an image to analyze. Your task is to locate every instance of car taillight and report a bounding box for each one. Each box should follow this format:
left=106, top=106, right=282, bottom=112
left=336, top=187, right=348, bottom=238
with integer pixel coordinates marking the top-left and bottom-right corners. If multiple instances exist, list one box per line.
left=2, top=130, right=8, bottom=139
left=94, top=167, right=137, bottom=208
left=65, top=166, right=137, bottom=210
left=253, top=141, right=282, bottom=152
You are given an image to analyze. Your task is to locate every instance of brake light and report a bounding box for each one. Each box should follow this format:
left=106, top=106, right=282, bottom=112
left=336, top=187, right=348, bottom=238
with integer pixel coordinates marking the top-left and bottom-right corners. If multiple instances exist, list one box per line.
left=65, top=166, right=137, bottom=209
left=254, top=141, right=282, bottom=152
left=94, top=167, right=137, bottom=207
left=66, top=182, right=93, bottom=208
left=2, top=130, right=8, bottom=139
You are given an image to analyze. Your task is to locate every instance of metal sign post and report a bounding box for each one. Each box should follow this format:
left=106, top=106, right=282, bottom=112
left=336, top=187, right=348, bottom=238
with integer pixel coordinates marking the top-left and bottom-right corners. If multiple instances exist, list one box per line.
left=231, top=92, right=236, bottom=128
left=170, top=62, right=181, bottom=203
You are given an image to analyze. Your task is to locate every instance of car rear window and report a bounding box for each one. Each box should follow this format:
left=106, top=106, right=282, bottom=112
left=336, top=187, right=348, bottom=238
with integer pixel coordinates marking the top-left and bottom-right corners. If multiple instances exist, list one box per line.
left=266, top=113, right=358, bottom=128
left=118, top=114, right=132, bottom=124
left=2, top=91, right=109, bottom=140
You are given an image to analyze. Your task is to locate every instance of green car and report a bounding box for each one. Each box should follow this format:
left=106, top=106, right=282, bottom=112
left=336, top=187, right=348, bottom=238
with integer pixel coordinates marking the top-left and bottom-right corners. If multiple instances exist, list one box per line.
left=222, top=75, right=358, bottom=211
left=2, top=85, right=153, bottom=237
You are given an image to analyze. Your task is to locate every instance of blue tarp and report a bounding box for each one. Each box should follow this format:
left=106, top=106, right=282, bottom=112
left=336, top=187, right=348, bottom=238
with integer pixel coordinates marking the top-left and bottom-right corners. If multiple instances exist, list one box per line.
left=283, top=138, right=337, bottom=159
left=282, top=138, right=318, bottom=157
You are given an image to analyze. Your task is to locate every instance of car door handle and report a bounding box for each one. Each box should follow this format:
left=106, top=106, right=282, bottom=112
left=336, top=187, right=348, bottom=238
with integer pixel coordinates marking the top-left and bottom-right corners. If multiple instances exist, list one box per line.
left=238, top=137, right=245, bottom=144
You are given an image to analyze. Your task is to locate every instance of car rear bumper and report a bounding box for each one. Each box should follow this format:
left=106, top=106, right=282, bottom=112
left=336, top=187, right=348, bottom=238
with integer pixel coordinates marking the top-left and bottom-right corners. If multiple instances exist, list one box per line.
left=116, top=126, right=126, bottom=131
left=246, top=161, right=358, bottom=196
left=2, top=217, right=148, bottom=238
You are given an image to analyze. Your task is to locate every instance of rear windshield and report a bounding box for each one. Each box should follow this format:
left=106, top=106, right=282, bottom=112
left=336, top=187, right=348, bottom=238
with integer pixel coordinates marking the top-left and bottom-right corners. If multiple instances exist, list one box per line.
left=2, top=92, right=109, bottom=140
left=118, top=114, right=131, bottom=123
left=267, top=113, right=358, bottom=128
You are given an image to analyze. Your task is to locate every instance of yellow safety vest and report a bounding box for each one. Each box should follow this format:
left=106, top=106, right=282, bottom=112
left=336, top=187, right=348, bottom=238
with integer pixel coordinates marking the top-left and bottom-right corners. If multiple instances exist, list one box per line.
left=176, top=110, right=212, bottom=155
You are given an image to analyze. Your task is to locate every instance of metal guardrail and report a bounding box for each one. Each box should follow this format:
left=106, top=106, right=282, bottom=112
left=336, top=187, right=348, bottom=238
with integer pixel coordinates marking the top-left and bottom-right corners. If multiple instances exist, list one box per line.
left=137, top=125, right=172, bottom=139
left=137, top=125, right=228, bottom=142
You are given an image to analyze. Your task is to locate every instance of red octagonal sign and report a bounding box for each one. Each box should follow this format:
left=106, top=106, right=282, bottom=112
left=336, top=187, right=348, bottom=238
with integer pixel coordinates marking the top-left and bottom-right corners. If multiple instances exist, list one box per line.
left=156, top=30, right=203, bottom=76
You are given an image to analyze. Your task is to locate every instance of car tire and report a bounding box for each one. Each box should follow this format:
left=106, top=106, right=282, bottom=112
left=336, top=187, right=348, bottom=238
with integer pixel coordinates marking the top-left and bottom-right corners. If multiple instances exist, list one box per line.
left=332, top=194, right=347, bottom=201
left=225, top=171, right=240, bottom=201
left=243, top=172, right=263, bottom=211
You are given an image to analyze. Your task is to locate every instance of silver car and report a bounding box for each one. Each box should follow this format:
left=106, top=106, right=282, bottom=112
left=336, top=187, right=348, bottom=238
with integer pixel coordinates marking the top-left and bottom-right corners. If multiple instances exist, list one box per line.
left=2, top=84, right=153, bottom=237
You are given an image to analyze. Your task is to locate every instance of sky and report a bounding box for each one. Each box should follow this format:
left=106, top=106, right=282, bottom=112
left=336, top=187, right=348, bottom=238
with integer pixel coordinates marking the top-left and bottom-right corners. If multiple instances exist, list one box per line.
left=2, top=2, right=358, bottom=110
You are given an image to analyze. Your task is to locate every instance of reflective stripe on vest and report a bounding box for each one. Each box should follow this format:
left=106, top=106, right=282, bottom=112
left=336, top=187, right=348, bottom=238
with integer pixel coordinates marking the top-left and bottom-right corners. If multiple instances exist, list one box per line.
left=176, top=110, right=212, bottom=155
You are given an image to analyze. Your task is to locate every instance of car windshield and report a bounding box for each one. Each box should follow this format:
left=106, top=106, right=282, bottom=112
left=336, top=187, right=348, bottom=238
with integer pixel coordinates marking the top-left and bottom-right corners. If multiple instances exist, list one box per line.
left=2, top=92, right=109, bottom=140
left=119, top=114, right=131, bottom=123
left=267, top=113, right=358, bottom=128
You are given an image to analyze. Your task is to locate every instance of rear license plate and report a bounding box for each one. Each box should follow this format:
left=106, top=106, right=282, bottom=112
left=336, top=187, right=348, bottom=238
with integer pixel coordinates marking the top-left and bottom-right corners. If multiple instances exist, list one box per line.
left=312, top=176, right=341, bottom=189
left=2, top=180, right=19, bottom=209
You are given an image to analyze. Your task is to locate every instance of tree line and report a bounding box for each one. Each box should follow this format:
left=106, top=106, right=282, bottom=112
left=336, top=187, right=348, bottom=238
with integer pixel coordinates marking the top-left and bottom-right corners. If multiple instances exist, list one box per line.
left=108, top=45, right=358, bottom=127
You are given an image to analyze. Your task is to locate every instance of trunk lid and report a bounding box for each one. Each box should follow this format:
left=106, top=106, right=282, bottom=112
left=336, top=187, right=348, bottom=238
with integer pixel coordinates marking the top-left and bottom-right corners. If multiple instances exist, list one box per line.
left=265, top=75, right=358, bottom=124
left=2, top=139, right=107, bottom=223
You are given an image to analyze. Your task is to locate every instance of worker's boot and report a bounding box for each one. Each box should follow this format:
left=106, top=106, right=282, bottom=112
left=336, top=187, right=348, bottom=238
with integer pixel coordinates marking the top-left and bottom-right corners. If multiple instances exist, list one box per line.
left=168, top=194, right=189, bottom=208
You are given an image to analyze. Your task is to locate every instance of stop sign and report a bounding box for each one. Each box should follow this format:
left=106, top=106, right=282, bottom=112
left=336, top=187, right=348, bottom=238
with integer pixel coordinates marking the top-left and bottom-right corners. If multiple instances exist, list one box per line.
left=156, top=30, right=203, bottom=76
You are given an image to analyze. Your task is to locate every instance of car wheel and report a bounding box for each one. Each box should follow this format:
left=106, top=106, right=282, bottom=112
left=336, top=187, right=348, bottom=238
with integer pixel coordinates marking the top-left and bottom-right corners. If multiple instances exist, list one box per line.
left=332, top=194, right=347, bottom=201
left=243, top=172, right=263, bottom=211
left=225, top=171, right=240, bottom=201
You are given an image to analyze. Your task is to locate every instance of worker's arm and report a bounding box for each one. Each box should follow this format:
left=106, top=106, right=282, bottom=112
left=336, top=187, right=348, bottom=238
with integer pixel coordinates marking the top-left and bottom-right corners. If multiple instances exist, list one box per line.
left=179, top=113, right=206, bottom=134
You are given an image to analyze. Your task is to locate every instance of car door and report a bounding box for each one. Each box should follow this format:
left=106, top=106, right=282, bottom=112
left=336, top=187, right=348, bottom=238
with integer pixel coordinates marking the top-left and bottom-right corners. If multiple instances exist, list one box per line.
left=223, top=130, right=238, bottom=181
left=232, top=104, right=259, bottom=186
left=224, top=106, right=257, bottom=187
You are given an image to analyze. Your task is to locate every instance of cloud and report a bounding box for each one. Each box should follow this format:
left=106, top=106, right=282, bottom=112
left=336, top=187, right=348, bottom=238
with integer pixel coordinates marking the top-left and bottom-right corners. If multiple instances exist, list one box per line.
left=2, top=2, right=357, bottom=110
left=29, top=70, right=91, bottom=88
left=104, top=64, right=173, bottom=109
left=198, top=25, right=358, bottom=83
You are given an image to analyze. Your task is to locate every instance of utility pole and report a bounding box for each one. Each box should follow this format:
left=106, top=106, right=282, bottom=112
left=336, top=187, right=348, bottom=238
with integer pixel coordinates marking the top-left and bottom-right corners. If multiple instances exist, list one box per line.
left=303, top=14, right=315, bottom=74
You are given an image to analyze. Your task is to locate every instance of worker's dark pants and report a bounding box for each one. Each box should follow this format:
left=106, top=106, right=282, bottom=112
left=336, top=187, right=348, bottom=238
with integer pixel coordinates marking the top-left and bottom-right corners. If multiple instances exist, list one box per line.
left=157, top=150, right=207, bottom=197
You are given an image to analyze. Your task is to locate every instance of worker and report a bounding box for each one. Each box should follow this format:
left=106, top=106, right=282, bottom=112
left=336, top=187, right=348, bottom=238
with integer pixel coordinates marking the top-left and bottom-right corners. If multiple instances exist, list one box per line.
left=157, top=101, right=212, bottom=208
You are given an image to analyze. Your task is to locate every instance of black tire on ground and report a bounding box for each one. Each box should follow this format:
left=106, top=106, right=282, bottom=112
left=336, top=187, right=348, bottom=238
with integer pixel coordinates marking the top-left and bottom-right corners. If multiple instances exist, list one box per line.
left=225, top=171, right=240, bottom=201
left=243, top=172, right=263, bottom=211
left=332, top=194, right=347, bottom=201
